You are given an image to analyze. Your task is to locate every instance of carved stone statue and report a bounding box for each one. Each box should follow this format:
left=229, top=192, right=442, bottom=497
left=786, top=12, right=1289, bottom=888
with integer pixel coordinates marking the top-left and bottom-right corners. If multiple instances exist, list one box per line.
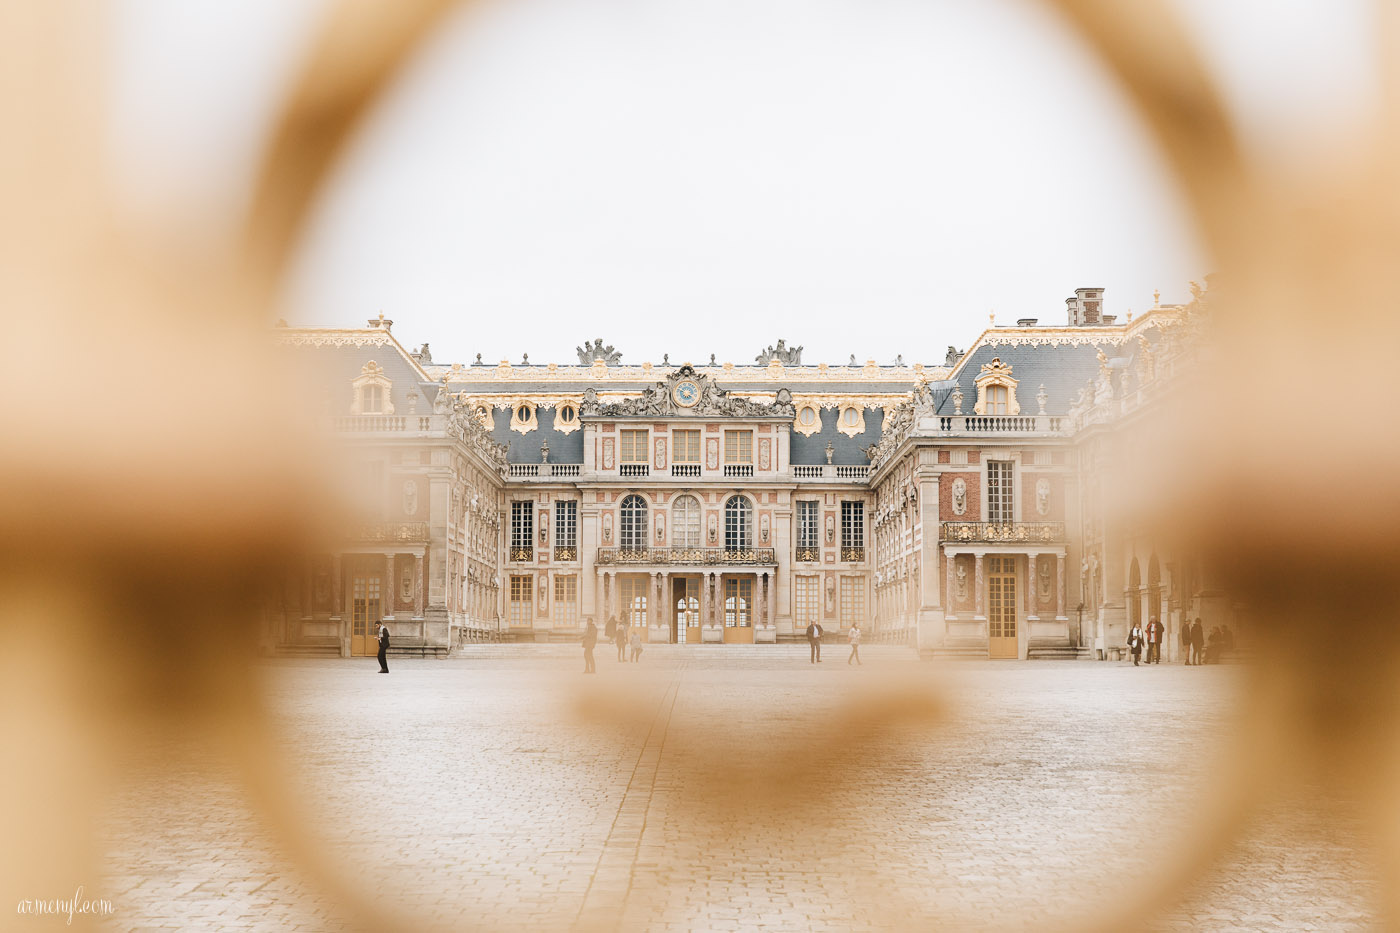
left=433, top=382, right=453, bottom=414
left=755, top=339, right=803, bottom=365
left=951, top=385, right=964, bottom=415
left=1036, top=478, right=1050, bottom=516
left=403, top=480, right=418, bottom=515
left=414, top=342, right=432, bottom=364
left=825, top=442, right=834, bottom=465
left=576, top=338, right=622, bottom=365
left=951, top=478, right=967, bottom=515
left=945, top=346, right=961, bottom=367
left=955, top=562, right=968, bottom=601
left=1036, top=384, right=1048, bottom=415
left=1037, top=557, right=1052, bottom=601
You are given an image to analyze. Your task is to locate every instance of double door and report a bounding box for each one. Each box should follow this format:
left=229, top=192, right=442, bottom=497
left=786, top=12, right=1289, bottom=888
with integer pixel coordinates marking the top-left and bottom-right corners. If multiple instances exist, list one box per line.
left=673, top=577, right=701, bottom=644
left=987, top=556, right=1018, bottom=659
left=350, top=574, right=382, bottom=656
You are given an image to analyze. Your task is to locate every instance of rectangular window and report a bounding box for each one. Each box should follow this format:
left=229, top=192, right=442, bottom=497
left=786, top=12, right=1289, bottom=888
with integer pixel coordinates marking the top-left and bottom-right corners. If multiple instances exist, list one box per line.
left=509, top=574, right=533, bottom=627
left=510, top=501, right=533, bottom=560
left=620, top=429, right=649, bottom=463
left=794, top=576, right=819, bottom=627
left=672, top=430, right=700, bottom=463
left=840, top=500, right=864, bottom=561
left=362, top=385, right=383, bottom=413
left=554, top=575, right=578, bottom=627
left=988, top=460, right=1014, bottom=523
left=840, top=576, right=865, bottom=630
left=796, top=501, right=819, bottom=559
left=724, top=577, right=752, bottom=627
left=723, top=430, right=753, bottom=464
left=554, top=500, right=577, bottom=559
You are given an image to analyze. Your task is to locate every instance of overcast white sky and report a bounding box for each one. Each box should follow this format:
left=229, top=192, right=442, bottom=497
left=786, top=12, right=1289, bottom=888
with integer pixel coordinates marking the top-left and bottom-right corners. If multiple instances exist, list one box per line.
left=107, top=0, right=1376, bottom=366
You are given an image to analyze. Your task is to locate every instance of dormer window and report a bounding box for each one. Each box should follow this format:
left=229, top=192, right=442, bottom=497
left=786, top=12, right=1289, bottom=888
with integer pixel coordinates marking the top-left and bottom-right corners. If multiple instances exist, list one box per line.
left=554, top=402, right=581, bottom=434
left=510, top=401, right=538, bottom=433
left=351, top=360, right=394, bottom=415
left=974, top=358, right=1020, bottom=416
left=986, top=385, right=1008, bottom=415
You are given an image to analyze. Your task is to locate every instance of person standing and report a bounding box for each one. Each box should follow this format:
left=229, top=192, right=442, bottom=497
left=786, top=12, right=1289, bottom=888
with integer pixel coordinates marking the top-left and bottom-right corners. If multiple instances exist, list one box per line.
left=376, top=620, right=390, bottom=674
left=847, top=622, right=862, bottom=666
left=629, top=628, right=643, bottom=663
left=806, top=619, right=824, bottom=663
left=582, top=620, right=598, bottom=674
left=1180, top=618, right=1193, bottom=665
left=1127, top=622, right=1143, bottom=666
left=1190, top=617, right=1205, bottom=666
left=1147, top=618, right=1164, bottom=664
left=615, top=619, right=628, bottom=662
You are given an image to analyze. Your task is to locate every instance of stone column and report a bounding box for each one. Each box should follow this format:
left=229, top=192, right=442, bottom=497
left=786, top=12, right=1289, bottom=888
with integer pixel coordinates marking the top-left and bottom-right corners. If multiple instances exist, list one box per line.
left=767, top=571, right=776, bottom=627
left=331, top=554, right=343, bottom=615
left=596, top=568, right=606, bottom=622
left=944, top=549, right=955, bottom=619
left=414, top=551, right=425, bottom=617
left=386, top=553, right=397, bottom=618
left=648, top=572, right=658, bottom=631
left=658, top=571, right=670, bottom=641
left=1056, top=553, right=1067, bottom=620
left=973, top=552, right=986, bottom=619
left=1025, top=552, right=1039, bottom=621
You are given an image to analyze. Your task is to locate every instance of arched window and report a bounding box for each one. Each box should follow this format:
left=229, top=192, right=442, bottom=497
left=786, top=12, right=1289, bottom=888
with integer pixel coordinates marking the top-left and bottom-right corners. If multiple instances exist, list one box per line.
left=986, top=385, right=1008, bottom=415
left=672, top=495, right=701, bottom=549
left=724, top=496, right=752, bottom=552
left=619, top=494, right=648, bottom=553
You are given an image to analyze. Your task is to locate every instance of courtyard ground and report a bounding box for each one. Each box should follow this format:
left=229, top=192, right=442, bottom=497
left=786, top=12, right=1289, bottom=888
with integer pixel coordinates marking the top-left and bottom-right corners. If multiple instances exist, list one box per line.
left=95, top=648, right=1378, bottom=931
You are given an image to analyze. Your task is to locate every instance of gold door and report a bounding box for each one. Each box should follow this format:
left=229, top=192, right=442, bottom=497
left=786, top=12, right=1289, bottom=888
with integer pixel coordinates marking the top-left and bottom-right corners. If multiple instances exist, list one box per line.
left=674, top=578, right=699, bottom=644
left=351, top=574, right=382, bottom=657
left=723, top=577, right=755, bottom=644
left=987, top=556, right=1017, bottom=659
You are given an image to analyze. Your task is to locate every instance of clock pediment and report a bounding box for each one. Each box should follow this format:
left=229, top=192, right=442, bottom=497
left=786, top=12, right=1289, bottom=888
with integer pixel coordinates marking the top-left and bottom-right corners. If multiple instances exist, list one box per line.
left=580, top=364, right=795, bottom=419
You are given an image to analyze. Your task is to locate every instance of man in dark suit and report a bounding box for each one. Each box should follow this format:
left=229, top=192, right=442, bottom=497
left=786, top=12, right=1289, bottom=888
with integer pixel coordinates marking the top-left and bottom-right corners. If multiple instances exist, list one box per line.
left=1190, top=617, right=1205, bottom=666
left=582, top=620, right=598, bottom=674
left=377, top=621, right=390, bottom=673
left=806, top=620, right=824, bottom=663
left=1147, top=618, right=1165, bottom=664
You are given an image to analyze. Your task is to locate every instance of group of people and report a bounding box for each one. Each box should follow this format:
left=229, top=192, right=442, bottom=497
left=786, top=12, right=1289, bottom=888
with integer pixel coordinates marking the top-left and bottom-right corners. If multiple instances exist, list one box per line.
left=1126, top=617, right=1235, bottom=666
left=580, top=617, right=642, bottom=673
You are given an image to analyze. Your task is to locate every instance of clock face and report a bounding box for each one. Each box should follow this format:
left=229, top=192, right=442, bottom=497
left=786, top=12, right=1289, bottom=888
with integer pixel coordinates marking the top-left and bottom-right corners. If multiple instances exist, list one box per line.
left=673, top=380, right=700, bottom=407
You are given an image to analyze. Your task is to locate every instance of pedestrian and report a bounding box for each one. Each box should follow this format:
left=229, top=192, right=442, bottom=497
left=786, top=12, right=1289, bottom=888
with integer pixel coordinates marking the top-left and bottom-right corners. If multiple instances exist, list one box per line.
left=1190, top=617, right=1205, bottom=666
left=1180, top=617, right=1193, bottom=665
left=1147, top=617, right=1164, bottom=664
left=582, top=620, right=597, bottom=674
left=629, top=628, right=643, bottom=663
left=806, top=619, right=824, bottom=663
left=605, top=615, right=616, bottom=642
left=1205, top=626, right=1224, bottom=664
left=1127, top=621, right=1143, bottom=666
left=376, top=620, right=390, bottom=673
left=847, top=622, right=862, bottom=666
left=615, top=619, right=628, bottom=662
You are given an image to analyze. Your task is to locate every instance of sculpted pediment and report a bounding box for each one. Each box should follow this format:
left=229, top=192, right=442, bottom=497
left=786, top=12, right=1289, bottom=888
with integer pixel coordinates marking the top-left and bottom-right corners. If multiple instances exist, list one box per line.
left=580, top=364, right=795, bottom=419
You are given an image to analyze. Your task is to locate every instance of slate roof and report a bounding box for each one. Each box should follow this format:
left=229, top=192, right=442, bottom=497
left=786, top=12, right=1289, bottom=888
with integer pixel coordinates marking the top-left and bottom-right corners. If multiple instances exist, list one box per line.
left=940, top=340, right=1106, bottom=416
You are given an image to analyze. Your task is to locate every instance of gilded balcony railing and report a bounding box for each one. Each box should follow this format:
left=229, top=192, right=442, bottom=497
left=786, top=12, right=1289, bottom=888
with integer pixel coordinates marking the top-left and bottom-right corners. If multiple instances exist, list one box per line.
left=794, top=547, right=820, bottom=562
left=509, top=546, right=533, bottom=561
left=840, top=546, right=865, bottom=562
left=596, top=547, right=777, bottom=566
left=940, top=521, right=1066, bottom=544
left=554, top=545, right=578, bottom=561
left=353, top=521, right=429, bottom=542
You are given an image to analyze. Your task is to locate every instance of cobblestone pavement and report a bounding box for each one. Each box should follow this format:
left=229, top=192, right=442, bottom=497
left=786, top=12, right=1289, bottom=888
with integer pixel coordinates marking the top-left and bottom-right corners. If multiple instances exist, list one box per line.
left=95, top=652, right=1379, bottom=931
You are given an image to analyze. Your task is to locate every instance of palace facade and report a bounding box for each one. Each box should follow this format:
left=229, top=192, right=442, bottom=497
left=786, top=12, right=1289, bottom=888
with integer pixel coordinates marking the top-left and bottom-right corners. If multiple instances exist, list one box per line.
left=268, top=285, right=1230, bottom=660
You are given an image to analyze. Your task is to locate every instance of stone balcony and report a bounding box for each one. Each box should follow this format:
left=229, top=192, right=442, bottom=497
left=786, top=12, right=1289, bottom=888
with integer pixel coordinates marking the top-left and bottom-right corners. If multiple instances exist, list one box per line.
left=352, top=521, right=431, bottom=543
left=931, top=414, right=1064, bottom=435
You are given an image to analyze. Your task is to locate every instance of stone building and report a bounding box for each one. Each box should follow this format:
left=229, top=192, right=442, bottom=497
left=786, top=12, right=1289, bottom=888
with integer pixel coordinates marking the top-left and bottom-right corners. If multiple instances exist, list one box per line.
left=267, top=286, right=1224, bottom=659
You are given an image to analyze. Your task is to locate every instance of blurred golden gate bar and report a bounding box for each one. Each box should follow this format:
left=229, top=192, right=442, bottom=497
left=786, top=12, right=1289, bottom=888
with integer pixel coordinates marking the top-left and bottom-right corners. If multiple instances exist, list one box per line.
left=3, top=1, right=1399, bottom=930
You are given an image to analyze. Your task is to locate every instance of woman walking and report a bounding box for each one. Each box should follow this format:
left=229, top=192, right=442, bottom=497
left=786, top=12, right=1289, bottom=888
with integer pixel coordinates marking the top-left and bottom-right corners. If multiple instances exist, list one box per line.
left=847, top=622, right=862, bottom=665
left=1127, top=621, right=1144, bottom=666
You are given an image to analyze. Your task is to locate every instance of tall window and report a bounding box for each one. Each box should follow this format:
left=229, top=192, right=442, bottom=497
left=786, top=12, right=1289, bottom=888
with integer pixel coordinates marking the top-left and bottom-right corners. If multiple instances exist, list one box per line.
left=672, top=495, right=701, bottom=549
left=620, top=429, right=649, bottom=476
left=840, top=501, right=864, bottom=561
left=796, top=500, right=819, bottom=560
left=794, top=576, right=819, bottom=628
left=554, top=575, right=578, bottom=627
left=510, top=501, right=533, bottom=560
left=986, top=385, right=1008, bottom=415
left=840, top=576, right=865, bottom=630
left=724, top=430, right=753, bottom=464
left=554, top=500, right=577, bottom=560
left=724, top=578, right=752, bottom=627
left=509, top=574, right=533, bottom=626
left=361, top=384, right=383, bottom=413
left=619, top=494, right=648, bottom=553
left=724, top=496, right=752, bottom=552
left=988, top=460, right=1014, bottom=523
left=672, top=430, right=700, bottom=463
left=620, top=576, right=648, bottom=628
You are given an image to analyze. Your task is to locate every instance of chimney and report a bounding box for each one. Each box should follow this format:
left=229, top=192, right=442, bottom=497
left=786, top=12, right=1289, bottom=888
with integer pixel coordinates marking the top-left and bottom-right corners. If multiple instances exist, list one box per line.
left=1066, top=287, right=1105, bottom=326
left=1017, top=318, right=1037, bottom=327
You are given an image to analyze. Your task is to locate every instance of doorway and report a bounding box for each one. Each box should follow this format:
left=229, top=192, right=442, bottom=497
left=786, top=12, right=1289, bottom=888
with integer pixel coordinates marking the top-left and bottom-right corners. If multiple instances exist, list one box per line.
left=987, top=556, right=1017, bottom=659
left=351, top=573, right=382, bottom=657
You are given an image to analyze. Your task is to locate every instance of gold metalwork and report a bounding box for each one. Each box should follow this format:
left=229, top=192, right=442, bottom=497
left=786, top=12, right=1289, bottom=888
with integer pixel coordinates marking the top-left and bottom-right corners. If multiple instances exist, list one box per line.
left=795, top=547, right=819, bottom=562
left=941, top=522, right=1065, bottom=544
left=840, top=547, right=865, bottom=562
left=554, top=545, right=577, bottom=562
left=509, top=546, right=533, bottom=562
